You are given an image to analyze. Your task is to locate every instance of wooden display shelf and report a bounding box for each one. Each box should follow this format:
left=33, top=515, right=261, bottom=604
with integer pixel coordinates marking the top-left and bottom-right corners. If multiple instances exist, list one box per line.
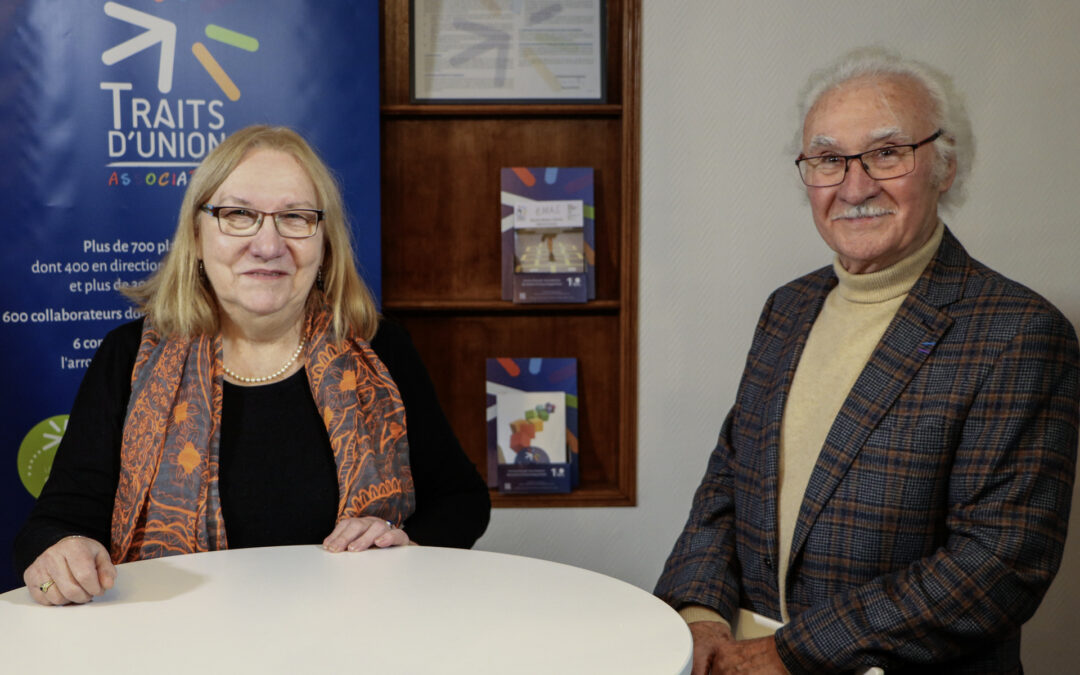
left=381, top=300, right=622, bottom=314
left=381, top=104, right=623, bottom=118
left=380, top=0, right=640, bottom=507
left=491, top=486, right=633, bottom=509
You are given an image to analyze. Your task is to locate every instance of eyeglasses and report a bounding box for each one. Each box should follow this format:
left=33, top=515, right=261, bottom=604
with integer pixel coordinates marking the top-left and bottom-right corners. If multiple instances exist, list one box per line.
left=795, top=129, right=943, bottom=187
left=200, top=204, right=323, bottom=239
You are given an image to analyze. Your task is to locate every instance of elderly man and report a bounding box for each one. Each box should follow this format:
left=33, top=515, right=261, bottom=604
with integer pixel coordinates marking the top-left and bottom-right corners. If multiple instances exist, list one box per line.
left=655, top=48, right=1079, bottom=674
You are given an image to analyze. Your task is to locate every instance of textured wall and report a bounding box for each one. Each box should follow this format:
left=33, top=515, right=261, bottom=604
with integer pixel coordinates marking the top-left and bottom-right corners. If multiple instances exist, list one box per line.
left=475, top=2, right=1080, bottom=670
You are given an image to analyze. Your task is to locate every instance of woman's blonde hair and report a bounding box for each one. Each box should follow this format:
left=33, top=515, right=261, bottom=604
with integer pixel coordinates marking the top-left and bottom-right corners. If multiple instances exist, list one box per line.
left=124, top=125, right=378, bottom=342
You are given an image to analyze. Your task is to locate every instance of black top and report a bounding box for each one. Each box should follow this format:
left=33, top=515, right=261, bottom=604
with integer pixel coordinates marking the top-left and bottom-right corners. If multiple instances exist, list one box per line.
left=13, top=318, right=490, bottom=577
left=219, top=368, right=340, bottom=548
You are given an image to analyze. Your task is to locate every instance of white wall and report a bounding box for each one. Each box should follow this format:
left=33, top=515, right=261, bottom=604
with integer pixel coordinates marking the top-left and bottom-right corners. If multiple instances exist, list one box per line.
left=474, top=2, right=1080, bottom=670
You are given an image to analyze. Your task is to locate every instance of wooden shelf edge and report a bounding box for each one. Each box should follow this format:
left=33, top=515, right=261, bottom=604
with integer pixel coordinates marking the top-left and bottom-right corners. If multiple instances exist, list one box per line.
left=491, top=486, right=635, bottom=508
left=382, top=103, right=623, bottom=117
left=616, top=0, right=642, bottom=509
left=382, top=299, right=621, bottom=314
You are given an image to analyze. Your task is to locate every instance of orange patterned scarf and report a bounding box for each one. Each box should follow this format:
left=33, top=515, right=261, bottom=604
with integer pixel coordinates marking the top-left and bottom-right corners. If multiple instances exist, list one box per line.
left=110, top=306, right=414, bottom=563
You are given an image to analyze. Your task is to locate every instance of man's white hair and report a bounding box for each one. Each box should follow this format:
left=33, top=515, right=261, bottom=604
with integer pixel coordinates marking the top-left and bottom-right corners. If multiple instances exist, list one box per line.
left=796, top=47, right=975, bottom=210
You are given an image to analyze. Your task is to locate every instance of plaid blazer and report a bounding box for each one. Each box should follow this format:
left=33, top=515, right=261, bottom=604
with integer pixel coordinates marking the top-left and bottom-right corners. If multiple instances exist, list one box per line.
left=655, top=229, right=1079, bottom=675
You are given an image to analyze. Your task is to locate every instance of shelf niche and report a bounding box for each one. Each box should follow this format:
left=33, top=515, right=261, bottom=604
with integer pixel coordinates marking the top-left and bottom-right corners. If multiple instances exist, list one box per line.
left=379, top=0, right=640, bottom=507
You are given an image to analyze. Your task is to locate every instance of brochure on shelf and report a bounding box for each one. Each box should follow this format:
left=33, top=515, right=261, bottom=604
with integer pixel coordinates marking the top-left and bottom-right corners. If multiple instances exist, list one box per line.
left=500, top=167, right=595, bottom=303
left=486, top=357, right=579, bottom=493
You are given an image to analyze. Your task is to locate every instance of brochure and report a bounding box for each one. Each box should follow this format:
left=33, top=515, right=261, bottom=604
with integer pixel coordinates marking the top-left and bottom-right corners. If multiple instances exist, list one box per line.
left=485, top=357, right=579, bottom=493
left=500, top=167, right=595, bottom=303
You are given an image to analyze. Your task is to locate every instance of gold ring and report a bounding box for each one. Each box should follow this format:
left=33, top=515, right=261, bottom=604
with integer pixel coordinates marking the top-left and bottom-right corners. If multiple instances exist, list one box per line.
left=39, top=579, right=55, bottom=594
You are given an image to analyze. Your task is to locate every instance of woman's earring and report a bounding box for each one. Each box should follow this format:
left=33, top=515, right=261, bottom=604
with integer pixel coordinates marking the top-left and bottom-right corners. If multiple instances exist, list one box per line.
left=316, top=267, right=325, bottom=291
left=198, top=260, right=206, bottom=279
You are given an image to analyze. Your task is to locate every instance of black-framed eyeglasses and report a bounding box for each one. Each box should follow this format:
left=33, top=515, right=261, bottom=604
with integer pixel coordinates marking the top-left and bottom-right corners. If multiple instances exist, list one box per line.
left=200, top=204, right=324, bottom=239
left=795, top=129, right=943, bottom=187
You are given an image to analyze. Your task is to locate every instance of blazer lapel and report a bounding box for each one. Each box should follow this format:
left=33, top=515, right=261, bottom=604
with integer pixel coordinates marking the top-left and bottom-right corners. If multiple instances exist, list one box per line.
left=759, top=273, right=833, bottom=571
left=786, top=229, right=969, bottom=570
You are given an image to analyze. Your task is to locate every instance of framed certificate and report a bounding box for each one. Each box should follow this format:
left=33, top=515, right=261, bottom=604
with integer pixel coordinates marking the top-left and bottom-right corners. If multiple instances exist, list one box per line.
left=410, top=0, right=606, bottom=103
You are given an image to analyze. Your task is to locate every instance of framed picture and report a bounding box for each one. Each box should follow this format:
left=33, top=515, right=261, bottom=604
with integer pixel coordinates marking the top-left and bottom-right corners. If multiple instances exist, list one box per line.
left=410, top=0, right=606, bottom=103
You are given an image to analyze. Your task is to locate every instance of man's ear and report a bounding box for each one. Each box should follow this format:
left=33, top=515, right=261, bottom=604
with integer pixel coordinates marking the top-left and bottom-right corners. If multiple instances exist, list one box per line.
left=938, top=151, right=957, bottom=194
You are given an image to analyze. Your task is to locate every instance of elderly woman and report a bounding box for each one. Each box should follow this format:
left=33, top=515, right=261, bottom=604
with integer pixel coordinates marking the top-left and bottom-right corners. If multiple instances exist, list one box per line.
left=14, top=125, right=489, bottom=605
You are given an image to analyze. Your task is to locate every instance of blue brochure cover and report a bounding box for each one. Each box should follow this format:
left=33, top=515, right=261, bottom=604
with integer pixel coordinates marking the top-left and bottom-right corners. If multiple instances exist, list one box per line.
left=485, top=357, right=579, bottom=493
left=501, top=167, right=595, bottom=303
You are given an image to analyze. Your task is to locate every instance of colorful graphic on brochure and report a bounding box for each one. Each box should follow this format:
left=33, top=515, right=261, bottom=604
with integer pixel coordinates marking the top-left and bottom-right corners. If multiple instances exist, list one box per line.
left=486, top=357, right=579, bottom=493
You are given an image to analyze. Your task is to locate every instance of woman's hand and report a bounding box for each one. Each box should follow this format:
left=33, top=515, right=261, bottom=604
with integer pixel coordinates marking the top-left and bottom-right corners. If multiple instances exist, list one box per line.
left=24, top=536, right=116, bottom=606
left=322, top=517, right=412, bottom=553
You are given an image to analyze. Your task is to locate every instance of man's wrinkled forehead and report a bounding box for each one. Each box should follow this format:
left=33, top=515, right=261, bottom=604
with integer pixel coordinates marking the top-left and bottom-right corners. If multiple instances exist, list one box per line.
left=802, top=75, right=933, bottom=151
left=806, top=126, right=908, bottom=154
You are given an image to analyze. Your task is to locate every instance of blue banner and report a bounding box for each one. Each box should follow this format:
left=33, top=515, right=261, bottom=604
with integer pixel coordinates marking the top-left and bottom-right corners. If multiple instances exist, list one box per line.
left=0, top=0, right=381, bottom=592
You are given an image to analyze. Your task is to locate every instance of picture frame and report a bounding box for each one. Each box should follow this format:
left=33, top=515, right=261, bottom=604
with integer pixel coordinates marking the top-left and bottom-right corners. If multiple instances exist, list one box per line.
left=410, top=0, right=606, bottom=104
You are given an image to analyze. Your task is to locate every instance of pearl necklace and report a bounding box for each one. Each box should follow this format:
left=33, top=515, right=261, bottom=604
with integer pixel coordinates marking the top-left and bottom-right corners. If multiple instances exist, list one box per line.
left=223, top=339, right=306, bottom=384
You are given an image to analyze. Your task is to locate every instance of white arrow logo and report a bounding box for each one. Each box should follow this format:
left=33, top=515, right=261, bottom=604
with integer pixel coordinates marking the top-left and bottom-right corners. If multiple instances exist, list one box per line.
left=101, top=2, right=177, bottom=93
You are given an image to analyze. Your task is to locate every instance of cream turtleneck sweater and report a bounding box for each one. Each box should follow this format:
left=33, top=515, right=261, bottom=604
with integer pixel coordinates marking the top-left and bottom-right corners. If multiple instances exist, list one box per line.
left=776, top=222, right=943, bottom=621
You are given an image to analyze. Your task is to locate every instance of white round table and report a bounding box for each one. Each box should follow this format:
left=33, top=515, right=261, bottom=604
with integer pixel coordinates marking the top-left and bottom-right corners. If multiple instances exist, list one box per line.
left=1, top=545, right=691, bottom=674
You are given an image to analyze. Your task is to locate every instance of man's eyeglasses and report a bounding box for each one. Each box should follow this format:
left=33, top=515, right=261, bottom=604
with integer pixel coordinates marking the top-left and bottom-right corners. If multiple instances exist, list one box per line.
left=200, top=204, right=323, bottom=239
left=795, top=129, right=943, bottom=187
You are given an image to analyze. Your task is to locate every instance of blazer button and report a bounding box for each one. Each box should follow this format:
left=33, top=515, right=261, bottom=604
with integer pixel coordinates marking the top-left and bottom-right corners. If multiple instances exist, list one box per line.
left=764, top=556, right=773, bottom=569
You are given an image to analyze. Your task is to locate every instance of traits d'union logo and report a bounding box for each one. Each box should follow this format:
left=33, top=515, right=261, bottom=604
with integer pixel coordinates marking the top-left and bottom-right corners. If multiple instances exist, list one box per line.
left=102, top=1, right=260, bottom=101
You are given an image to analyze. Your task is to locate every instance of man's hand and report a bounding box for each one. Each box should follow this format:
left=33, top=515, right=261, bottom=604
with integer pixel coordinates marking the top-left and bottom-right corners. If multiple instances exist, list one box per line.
left=689, top=621, right=789, bottom=674
left=710, top=635, right=788, bottom=674
left=25, top=535, right=116, bottom=606
left=689, top=621, right=735, bottom=675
